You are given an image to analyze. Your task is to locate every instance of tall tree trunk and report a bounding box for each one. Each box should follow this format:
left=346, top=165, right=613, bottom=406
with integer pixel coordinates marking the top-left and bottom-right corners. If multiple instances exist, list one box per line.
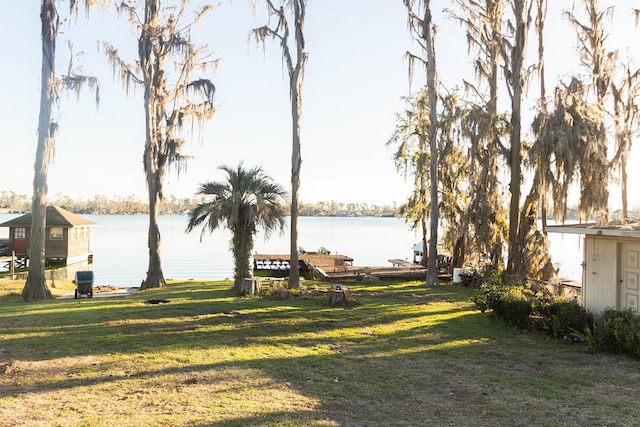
left=512, top=0, right=553, bottom=279
left=536, top=0, right=548, bottom=232
left=139, top=0, right=166, bottom=289
left=515, top=175, right=554, bottom=279
left=143, top=173, right=166, bottom=289
left=507, top=0, right=528, bottom=274
left=289, top=83, right=301, bottom=288
left=507, top=78, right=523, bottom=274
left=621, top=149, right=628, bottom=220
left=22, top=0, right=56, bottom=300
left=424, top=1, right=439, bottom=287
left=421, top=212, right=428, bottom=267
left=455, top=0, right=505, bottom=272
left=287, top=0, right=306, bottom=289
left=487, top=0, right=503, bottom=271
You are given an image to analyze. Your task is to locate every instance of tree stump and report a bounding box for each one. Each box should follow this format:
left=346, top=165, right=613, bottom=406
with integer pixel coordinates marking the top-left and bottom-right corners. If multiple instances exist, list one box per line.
left=241, top=278, right=262, bottom=295
left=328, top=284, right=350, bottom=305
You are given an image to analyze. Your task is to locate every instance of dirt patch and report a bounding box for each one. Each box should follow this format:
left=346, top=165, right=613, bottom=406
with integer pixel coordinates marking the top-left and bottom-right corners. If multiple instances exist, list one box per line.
left=94, top=285, right=121, bottom=293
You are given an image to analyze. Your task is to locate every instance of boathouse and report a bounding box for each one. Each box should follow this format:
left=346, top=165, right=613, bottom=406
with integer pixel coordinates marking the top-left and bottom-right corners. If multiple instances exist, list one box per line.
left=0, top=206, right=96, bottom=266
left=547, top=222, right=640, bottom=314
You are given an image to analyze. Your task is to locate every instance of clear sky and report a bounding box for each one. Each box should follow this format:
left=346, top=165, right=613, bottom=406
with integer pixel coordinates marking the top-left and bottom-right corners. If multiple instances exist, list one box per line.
left=1, top=0, right=638, bottom=209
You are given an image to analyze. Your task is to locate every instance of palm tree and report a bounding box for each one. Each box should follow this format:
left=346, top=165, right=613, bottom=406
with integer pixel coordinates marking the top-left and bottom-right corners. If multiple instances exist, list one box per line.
left=186, top=164, right=287, bottom=293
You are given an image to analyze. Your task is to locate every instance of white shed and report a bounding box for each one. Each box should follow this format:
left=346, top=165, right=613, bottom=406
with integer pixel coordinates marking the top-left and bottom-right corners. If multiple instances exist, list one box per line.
left=547, top=222, right=640, bottom=314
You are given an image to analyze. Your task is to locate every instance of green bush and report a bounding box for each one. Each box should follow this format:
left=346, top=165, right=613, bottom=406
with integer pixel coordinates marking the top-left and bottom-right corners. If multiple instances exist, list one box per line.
left=472, top=282, right=593, bottom=336
left=472, top=281, right=535, bottom=329
left=539, top=299, right=594, bottom=339
left=473, top=283, right=640, bottom=358
left=600, top=308, right=640, bottom=359
left=494, top=287, right=534, bottom=329
left=470, top=282, right=503, bottom=313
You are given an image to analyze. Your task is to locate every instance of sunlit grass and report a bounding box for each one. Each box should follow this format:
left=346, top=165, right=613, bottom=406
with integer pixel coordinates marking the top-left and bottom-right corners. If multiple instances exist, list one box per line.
left=1, top=279, right=640, bottom=426
left=0, top=277, right=76, bottom=301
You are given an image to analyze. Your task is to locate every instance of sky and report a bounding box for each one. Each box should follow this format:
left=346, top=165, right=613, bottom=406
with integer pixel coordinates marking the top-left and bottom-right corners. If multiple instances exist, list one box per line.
left=1, top=0, right=638, bottom=209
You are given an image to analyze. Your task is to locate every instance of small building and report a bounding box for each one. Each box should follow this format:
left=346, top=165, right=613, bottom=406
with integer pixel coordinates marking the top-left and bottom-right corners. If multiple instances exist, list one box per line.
left=547, top=222, right=640, bottom=314
left=0, top=205, right=96, bottom=265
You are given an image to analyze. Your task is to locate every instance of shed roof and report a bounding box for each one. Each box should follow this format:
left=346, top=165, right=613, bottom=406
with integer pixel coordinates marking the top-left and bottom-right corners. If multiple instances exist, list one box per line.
left=0, top=206, right=96, bottom=228
left=546, top=221, right=640, bottom=238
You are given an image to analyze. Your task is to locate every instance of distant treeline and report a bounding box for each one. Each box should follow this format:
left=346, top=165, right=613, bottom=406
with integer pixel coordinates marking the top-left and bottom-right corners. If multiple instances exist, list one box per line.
left=0, top=191, right=399, bottom=217
left=4, top=190, right=636, bottom=219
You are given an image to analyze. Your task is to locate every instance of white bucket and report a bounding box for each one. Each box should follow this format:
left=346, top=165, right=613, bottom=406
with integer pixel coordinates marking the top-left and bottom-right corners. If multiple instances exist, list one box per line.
left=452, top=268, right=463, bottom=283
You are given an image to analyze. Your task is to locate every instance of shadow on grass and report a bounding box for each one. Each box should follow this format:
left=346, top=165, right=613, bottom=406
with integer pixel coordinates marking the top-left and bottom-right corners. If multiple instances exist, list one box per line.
left=2, top=280, right=621, bottom=426
left=0, top=281, right=477, bottom=362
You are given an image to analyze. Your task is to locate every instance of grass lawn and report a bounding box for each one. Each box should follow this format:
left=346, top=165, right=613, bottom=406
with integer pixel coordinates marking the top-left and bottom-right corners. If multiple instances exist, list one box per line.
left=1, top=278, right=639, bottom=427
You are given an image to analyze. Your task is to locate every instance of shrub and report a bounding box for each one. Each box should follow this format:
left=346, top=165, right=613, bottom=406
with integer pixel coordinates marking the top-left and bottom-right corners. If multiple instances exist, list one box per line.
left=470, top=282, right=503, bottom=313
left=472, top=282, right=593, bottom=336
left=472, top=281, right=535, bottom=329
left=599, top=308, right=640, bottom=359
left=539, top=299, right=594, bottom=339
left=569, top=324, right=597, bottom=353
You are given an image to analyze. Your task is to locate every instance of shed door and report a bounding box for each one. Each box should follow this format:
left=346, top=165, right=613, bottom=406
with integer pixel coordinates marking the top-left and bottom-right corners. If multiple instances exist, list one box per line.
left=13, top=228, right=27, bottom=255
left=619, top=243, right=640, bottom=311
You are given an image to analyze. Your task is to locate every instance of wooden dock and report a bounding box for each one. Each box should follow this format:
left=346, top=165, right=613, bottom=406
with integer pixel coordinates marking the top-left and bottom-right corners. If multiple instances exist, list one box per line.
left=253, top=250, right=434, bottom=281
left=254, top=250, right=354, bottom=279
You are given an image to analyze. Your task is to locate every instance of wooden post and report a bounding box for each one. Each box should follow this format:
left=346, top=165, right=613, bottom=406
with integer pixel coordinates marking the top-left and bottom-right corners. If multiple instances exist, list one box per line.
left=10, top=251, right=15, bottom=280
left=241, top=278, right=262, bottom=296
left=329, top=284, right=350, bottom=305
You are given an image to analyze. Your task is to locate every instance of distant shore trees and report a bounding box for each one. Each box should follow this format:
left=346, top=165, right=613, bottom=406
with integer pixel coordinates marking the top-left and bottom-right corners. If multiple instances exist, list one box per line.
left=0, top=192, right=401, bottom=218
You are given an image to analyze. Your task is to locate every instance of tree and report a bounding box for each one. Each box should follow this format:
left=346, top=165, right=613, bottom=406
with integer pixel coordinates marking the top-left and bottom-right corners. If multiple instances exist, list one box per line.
left=531, top=78, right=604, bottom=226
left=104, top=0, right=216, bottom=289
left=251, top=0, right=308, bottom=289
left=564, top=0, right=616, bottom=225
left=512, top=0, right=555, bottom=280
left=450, top=0, right=509, bottom=273
left=503, top=0, right=534, bottom=274
left=533, top=0, right=549, bottom=230
left=389, top=89, right=473, bottom=273
left=404, top=0, right=440, bottom=286
left=436, top=91, right=472, bottom=270
left=610, top=61, right=640, bottom=221
left=186, top=163, right=287, bottom=293
left=22, top=0, right=99, bottom=301
left=388, top=88, right=431, bottom=271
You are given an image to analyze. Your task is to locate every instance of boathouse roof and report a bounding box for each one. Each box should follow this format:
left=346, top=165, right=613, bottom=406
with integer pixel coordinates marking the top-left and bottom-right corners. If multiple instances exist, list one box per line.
left=0, top=206, right=96, bottom=228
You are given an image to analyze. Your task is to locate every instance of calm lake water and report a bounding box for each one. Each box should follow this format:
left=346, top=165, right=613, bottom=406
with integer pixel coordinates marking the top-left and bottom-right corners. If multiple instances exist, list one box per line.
left=0, top=214, right=583, bottom=286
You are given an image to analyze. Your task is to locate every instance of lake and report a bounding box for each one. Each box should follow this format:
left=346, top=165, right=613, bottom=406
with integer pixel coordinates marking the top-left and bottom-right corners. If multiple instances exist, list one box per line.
left=0, top=214, right=583, bottom=286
